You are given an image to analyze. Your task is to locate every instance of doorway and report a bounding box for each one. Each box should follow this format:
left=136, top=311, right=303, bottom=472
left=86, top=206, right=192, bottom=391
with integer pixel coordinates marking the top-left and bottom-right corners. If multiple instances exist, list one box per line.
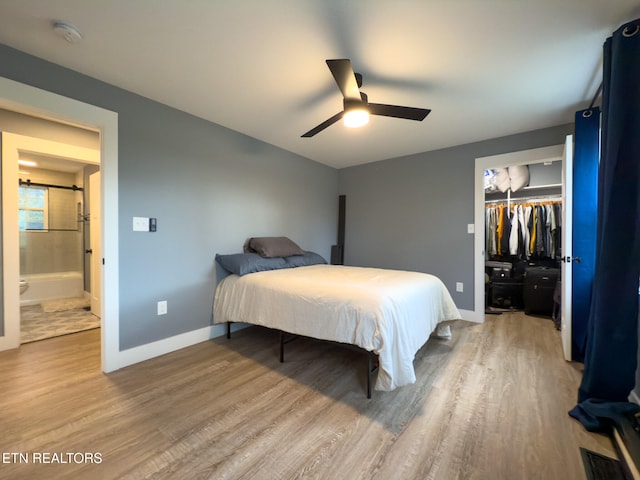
left=3, top=134, right=100, bottom=343
left=0, top=76, right=120, bottom=372
left=15, top=145, right=101, bottom=344
left=482, top=160, right=563, bottom=316
left=474, top=145, right=564, bottom=322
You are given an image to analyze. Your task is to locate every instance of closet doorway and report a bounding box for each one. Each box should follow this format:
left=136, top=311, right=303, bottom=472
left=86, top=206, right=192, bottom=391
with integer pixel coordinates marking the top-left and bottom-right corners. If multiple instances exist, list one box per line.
left=484, top=160, right=563, bottom=310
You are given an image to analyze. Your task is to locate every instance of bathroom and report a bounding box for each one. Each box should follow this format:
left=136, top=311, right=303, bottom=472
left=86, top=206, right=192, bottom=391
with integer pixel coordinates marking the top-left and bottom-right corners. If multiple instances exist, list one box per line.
left=17, top=151, right=101, bottom=343
left=0, top=106, right=102, bottom=351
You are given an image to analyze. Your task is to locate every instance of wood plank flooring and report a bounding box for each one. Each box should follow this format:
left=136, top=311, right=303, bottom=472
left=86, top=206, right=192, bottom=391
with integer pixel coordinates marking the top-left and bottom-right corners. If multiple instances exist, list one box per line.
left=0, top=312, right=615, bottom=479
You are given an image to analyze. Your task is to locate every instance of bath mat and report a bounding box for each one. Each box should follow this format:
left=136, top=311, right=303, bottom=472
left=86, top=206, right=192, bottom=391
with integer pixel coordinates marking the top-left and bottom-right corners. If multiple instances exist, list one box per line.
left=41, top=297, right=90, bottom=313
left=21, top=304, right=100, bottom=344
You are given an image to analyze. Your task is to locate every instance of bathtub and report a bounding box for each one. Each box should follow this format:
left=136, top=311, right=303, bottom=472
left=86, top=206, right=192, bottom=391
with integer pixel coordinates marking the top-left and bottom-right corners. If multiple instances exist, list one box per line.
left=20, top=271, right=84, bottom=306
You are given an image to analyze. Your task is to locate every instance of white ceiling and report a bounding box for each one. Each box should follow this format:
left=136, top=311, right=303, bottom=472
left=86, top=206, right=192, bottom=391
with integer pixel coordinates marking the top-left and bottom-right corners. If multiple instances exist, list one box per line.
left=19, top=152, right=87, bottom=174
left=0, top=1, right=638, bottom=169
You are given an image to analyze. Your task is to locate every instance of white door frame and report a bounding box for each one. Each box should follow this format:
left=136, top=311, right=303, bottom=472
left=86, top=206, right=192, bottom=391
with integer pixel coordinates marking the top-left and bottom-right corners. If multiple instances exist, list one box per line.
left=560, top=136, right=573, bottom=361
left=0, top=76, right=120, bottom=372
left=89, top=171, right=102, bottom=316
left=474, top=144, right=564, bottom=323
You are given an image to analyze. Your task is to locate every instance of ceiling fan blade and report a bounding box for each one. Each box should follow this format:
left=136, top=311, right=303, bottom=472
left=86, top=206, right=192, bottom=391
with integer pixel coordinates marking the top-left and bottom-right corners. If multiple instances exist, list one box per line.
left=326, top=59, right=361, bottom=101
left=368, top=103, right=431, bottom=121
left=301, top=112, right=344, bottom=137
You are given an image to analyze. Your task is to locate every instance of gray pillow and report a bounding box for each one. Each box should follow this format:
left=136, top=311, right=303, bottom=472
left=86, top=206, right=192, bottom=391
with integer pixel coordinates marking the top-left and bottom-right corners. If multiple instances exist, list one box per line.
left=284, top=251, right=327, bottom=267
left=245, top=236, right=305, bottom=258
left=215, top=253, right=287, bottom=276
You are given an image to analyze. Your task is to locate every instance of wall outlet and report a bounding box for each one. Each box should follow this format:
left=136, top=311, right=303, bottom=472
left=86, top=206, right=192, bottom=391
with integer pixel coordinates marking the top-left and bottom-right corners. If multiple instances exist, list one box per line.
left=456, top=282, right=464, bottom=292
left=157, top=300, right=167, bottom=315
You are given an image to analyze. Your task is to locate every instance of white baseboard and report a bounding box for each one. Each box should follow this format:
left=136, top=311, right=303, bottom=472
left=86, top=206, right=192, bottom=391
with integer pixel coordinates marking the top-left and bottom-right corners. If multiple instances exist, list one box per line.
left=459, top=309, right=483, bottom=323
left=111, top=309, right=481, bottom=372
left=112, top=322, right=246, bottom=371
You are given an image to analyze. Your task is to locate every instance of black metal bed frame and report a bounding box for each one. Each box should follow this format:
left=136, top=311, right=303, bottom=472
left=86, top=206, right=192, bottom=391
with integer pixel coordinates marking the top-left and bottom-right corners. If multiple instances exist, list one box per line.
left=225, top=321, right=379, bottom=398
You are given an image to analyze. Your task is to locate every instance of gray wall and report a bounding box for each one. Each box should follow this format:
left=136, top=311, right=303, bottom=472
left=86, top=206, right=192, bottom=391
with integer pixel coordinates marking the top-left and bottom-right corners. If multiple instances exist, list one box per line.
left=0, top=44, right=338, bottom=349
left=338, top=125, right=573, bottom=311
left=528, top=160, right=562, bottom=187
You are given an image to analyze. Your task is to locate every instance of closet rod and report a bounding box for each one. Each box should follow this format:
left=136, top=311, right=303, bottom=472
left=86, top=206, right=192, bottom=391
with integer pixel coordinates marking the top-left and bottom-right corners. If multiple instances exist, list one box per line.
left=485, top=195, right=562, bottom=205
left=18, top=178, right=83, bottom=191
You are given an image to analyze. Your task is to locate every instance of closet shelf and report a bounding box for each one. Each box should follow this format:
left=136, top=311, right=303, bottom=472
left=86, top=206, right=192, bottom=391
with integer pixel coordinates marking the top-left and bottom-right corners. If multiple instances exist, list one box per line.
left=522, top=183, right=562, bottom=190
left=485, top=183, right=562, bottom=202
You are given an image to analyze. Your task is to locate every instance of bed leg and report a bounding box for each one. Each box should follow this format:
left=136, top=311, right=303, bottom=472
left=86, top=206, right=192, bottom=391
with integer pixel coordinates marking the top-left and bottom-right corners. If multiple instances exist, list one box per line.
left=226, top=322, right=231, bottom=339
left=280, top=331, right=285, bottom=363
left=367, top=354, right=373, bottom=399
left=366, top=353, right=379, bottom=399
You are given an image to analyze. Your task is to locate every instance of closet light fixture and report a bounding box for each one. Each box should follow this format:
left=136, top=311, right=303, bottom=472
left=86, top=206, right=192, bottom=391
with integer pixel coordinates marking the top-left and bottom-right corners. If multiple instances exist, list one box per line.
left=18, top=159, right=37, bottom=167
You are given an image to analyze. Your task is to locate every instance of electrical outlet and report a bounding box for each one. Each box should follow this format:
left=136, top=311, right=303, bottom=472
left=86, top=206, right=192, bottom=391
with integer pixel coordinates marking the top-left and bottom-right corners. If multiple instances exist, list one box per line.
left=157, top=300, right=167, bottom=315
left=456, top=282, right=464, bottom=292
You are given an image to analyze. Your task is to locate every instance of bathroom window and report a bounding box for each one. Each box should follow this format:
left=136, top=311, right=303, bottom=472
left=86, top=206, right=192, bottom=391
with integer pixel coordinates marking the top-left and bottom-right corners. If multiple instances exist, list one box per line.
left=18, top=186, right=48, bottom=231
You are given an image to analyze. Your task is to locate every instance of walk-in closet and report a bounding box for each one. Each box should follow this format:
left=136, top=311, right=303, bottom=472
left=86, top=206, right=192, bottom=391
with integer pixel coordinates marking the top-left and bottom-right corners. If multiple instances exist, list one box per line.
left=484, top=161, right=562, bottom=321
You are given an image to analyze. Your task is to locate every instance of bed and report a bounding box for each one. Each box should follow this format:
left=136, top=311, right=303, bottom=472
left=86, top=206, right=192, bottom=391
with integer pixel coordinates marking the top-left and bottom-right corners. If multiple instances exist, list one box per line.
left=213, top=238, right=462, bottom=396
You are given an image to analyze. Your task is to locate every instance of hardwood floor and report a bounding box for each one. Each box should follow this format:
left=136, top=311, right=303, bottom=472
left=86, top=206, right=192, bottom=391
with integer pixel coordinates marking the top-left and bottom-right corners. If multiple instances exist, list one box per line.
left=0, top=312, right=615, bottom=479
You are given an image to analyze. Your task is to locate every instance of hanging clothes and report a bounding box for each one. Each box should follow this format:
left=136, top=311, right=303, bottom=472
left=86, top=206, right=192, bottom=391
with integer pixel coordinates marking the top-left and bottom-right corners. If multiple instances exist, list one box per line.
left=496, top=204, right=505, bottom=254
left=486, top=206, right=497, bottom=256
left=522, top=205, right=532, bottom=259
left=535, top=205, right=545, bottom=255
left=509, top=207, right=520, bottom=255
left=500, top=208, right=512, bottom=256
left=485, top=199, right=562, bottom=260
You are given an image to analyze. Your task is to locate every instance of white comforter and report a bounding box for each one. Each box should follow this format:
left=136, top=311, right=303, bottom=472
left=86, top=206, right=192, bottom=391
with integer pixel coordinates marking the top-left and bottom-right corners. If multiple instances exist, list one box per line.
left=213, top=264, right=461, bottom=391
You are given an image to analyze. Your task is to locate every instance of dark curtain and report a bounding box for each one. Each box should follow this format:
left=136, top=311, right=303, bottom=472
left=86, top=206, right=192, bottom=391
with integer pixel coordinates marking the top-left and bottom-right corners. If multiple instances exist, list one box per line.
left=576, top=18, right=640, bottom=404
left=571, top=108, right=600, bottom=363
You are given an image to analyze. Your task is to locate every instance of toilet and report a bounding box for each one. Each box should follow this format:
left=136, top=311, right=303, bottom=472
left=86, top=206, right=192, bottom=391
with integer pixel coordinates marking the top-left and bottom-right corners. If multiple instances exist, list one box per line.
left=20, top=279, right=29, bottom=294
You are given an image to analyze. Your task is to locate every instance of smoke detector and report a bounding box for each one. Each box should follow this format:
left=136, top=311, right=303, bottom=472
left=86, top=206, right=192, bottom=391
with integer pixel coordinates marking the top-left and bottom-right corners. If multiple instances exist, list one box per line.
left=53, top=21, right=83, bottom=43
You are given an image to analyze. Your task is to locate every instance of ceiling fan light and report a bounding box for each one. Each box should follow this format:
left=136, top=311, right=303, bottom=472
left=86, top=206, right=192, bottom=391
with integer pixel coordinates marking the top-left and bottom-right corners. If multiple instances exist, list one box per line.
left=343, top=108, right=370, bottom=128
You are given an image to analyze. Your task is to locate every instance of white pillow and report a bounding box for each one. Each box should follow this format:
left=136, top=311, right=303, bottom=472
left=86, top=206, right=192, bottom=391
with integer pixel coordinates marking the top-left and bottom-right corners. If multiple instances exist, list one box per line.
left=494, top=168, right=511, bottom=192
left=508, top=165, right=530, bottom=192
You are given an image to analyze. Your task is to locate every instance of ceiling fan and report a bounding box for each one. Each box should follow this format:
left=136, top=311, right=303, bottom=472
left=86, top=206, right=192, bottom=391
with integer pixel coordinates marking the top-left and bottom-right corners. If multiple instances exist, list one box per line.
left=301, top=59, right=431, bottom=138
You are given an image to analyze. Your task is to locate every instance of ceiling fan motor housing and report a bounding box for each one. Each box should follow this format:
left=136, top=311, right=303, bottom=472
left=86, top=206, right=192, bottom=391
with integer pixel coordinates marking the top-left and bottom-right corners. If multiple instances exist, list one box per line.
left=344, top=98, right=368, bottom=111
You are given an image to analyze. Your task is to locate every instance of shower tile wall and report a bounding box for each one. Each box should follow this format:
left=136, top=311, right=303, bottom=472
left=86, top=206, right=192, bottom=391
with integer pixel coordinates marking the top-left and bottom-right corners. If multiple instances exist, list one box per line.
left=20, top=168, right=83, bottom=275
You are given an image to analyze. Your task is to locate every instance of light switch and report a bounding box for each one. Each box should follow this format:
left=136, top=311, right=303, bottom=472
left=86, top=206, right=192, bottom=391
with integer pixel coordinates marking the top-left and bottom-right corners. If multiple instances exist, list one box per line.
left=133, top=217, right=149, bottom=232
left=467, top=223, right=475, bottom=234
